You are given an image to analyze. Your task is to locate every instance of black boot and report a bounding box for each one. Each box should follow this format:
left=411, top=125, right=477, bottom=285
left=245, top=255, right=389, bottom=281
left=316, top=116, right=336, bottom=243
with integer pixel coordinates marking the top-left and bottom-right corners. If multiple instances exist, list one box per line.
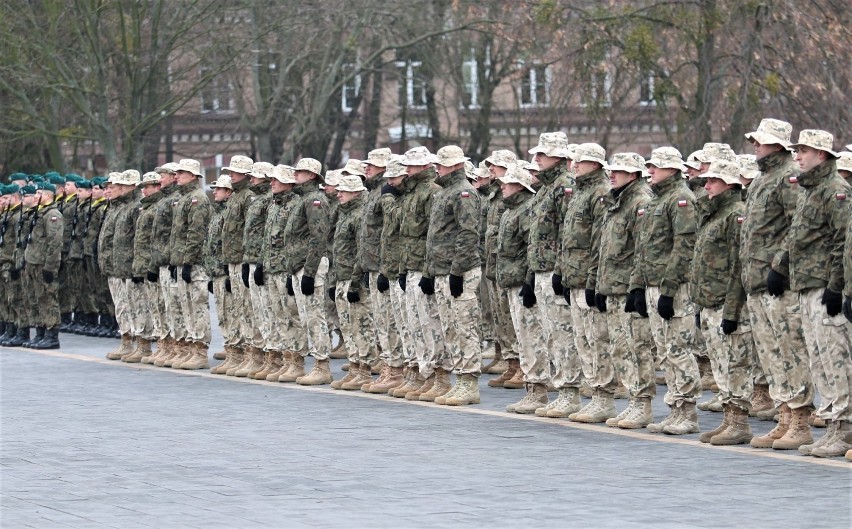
left=34, top=327, right=60, bottom=350
left=0, top=322, right=6, bottom=337
left=79, top=313, right=96, bottom=336
left=95, top=315, right=113, bottom=337
left=68, top=313, right=84, bottom=334
left=24, top=326, right=46, bottom=348
left=7, top=326, right=30, bottom=347
left=0, top=323, right=17, bottom=345
left=108, top=316, right=120, bottom=339
left=59, top=313, right=73, bottom=332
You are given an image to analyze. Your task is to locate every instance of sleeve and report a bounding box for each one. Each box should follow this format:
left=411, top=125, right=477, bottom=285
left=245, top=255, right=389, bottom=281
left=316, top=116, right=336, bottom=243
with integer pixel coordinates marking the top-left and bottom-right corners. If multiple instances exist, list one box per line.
left=722, top=213, right=746, bottom=322
left=844, top=215, right=852, bottom=298
left=771, top=190, right=802, bottom=276
left=586, top=191, right=611, bottom=291
left=827, top=185, right=852, bottom=293
left=303, top=195, right=330, bottom=277
left=659, top=197, right=697, bottom=297
left=451, top=191, right=482, bottom=276
left=44, top=210, right=65, bottom=274
left=184, top=195, right=212, bottom=264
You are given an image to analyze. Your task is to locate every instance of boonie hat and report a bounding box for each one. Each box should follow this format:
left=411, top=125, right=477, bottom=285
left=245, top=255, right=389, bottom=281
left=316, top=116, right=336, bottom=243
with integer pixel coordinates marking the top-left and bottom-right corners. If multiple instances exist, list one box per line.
left=737, top=154, right=760, bottom=180
left=155, top=162, right=181, bottom=174
left=703, top=159, right=742, bottom=186
left=211, top=175, right=233, bottom=190
left=790, top=129, right=838, bottom=158
left=645, top=147, right=687, bottom=171
left=485, top=149, right=517, bottom=169
left=435, top=145, right=469, bottom=167
left=400, top=146, right=438, bottom=166
left=498, top=162, right=536, bottom=193
left=139, top=172, right=162, bottom=186
left=383, top=160, right=407, bottom=179
left=528, top=132, right=571, bottom=158
left=271, top=165, right=296, bottom=184
left=341, top=159, right=366, bottom=177
left=835, top=152, right=852, bottom=173
left=745, top=118, right=793, bottom=150
left=365, top=148, right=393, bottom=168
left=337, top=174, right=367, bottom=193
left=605, top=153, right=646, bottom=175
left=573, top=143, right=606, bottom=165
left=295, top=158, right=323, bottom=176
left=249, top=161, right=274, bottom=179
left=176, top=159, right=203, bottom=177
left=223, top=155, right=254, bottom=174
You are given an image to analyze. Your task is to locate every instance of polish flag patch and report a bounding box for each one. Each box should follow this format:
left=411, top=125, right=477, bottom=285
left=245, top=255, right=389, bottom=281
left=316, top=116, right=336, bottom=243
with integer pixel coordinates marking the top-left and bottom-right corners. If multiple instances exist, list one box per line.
left=737, top=216, right=744, bottom=224
left=677, top=200, right=688, bottom=207
left=312, top=200, right=321, bottom=207
left=837, top=193, right=847, bottom=201
left=191, top=198, right=198, bottom=205
left=789, top=176, right=798, bottom=184
left=637, top=209, right=645, bottom=217
left=564, top=187, right=573, bottom=195
left=461, top=191, right=470, bottom=198
left=50, top=216, right=58, bottom=222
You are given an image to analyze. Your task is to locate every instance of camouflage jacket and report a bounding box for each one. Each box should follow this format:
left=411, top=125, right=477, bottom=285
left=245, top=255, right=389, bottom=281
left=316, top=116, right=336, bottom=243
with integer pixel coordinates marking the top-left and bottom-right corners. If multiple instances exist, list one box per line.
left=97, top=198, right=120, bottom=275
left=83, top=198, right=107, bottom=260
left=203, top=202, right=227, bottom=278
left=629, top=173, right=697, bottom=296
left=222, top=177, right=255, bottom=264
left=327, top=197, right=339, bottom=263
left=15, top=207, right=35, bottom=270
left=527, top=160, right=574, bottom=279
left=151, top=184, right=178, bottom=268
left=23, top=201, right=63, bottom=273
left=131, top=192, right=161, bottom=277
left=60, top=194, right=79, bottom=256
left=496, top=189, right=534, bottom=289
left=242, top=181, right=272, bottom=265
left=596, top=178, right=653, bottom=296
left=688, top=189, right=746, bottom=319
left=105, top=191, right=139, bottom=278
left=0, top=204, right=23, bottom=267
left=557, top=168, right=611, bottom=290
left=357, top=177, right=385, bottom=273
left=262, top=190, right=300, bottom=275
left=399, top=167, right=440, bottom=275
left=738, top=151, right=800, bottom=294
left=379, top=192, right=403, bottom=279
left=331, top=194, right=366, bottom=288
left=688, top=177, right=710, bottom=225
left=845, top=212, right=852, bottom=298
left=773, top=160, right=851, bottom=293
left=482, top=182, right=506, bottom=281
left=169, top=179, right=211, bottom=267
left=282, top=182, right=329, bottom=276
left=68, top=198, right=90, bottom=260
left=424, top=168, right=481, bottom=277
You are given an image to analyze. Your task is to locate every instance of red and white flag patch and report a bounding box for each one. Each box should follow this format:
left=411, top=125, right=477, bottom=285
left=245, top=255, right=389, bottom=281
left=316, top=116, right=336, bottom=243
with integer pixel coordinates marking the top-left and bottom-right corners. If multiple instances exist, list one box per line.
left=191, top=198, right=198, bottom=205
left=50, top=216, right=58, bottom=222
left=312, top=200, right=321, bottom=207
left=461, top=191, right=470, bottom=198
left=677, top=200, right=688, bottom=207
left=737, top=216, right=744, bottom=224
left=564, top=187, right=573, bottom=195
left=789, top=176, right=798, bottom=184
left=637, top=209, right=645, bottom=217
left=837, top=193, right=847, bottom=201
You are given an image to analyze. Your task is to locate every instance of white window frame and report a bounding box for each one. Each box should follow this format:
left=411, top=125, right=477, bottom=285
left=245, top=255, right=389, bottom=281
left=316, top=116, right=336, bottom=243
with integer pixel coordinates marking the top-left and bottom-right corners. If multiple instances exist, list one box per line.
left=395, top=60, right=427, bottom=109
left=519, top=63, right=551, bottom=108
left=639, top=73, right=655, bottom=106
left=587, top=69, right=612, bottom=107
left=200, top=67, right=235, bottom=114
left=461, top=54, right=478, bottom=108
left=341, top=62, right=361, bottom=112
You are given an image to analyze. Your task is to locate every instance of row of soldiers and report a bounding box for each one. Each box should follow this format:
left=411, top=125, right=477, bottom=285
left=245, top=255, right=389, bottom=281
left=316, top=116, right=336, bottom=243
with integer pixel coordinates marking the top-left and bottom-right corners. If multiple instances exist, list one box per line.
left=2, top=117, right=851, bottom=460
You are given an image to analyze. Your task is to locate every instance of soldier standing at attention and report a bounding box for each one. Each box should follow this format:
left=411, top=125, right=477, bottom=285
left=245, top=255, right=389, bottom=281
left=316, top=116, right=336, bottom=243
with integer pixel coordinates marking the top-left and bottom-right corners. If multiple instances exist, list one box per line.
left=206, top=176, right=236, bottom=374
left=322, top=169, right=345, bottom=357
left=0, top=183, right=24, bottom=345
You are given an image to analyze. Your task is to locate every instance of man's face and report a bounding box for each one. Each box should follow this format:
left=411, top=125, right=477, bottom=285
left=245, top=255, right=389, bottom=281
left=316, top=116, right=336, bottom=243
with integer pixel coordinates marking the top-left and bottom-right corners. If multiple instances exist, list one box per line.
left=405, top=164, right=430, bottom=177
left=685, top=166, right=702, bottom=179
left=364, top=164, right=384, bottom=179
left=0, top=196, right=8, bottom=208
left=323, top=185, right=338, bottom=197
left=294, top=170, right=316, bottom=185
left=473, top=176, right=490, bottom=189
left=794, top=146, right=827, bottom=173
left=65, top=182, right=78, bottom=195
left=574, top=160, right=601, bottom=177
left=699, top=162, right=711, bottom=174
left=488, top=164, right=507, bottom=179
left=609, top=170, right=638, bottom=189
left=141, top=184, right=160, bottom=197
left=92, top=187, right=104, bottom=200
left=213, top=187, right=233, bottom=202
left=77, top=188, right=92, bottom=200
left=533, top=153, right=562, bottom=171
left=36, top=190, right=54, bottom=203
left=387, top=175, right=404, bottom=187
left=435, top=163, right=460, bottom=177
left=752, top=141, right=783, bottom=160
left=175, top=170, right=195, bottom=186
left=500, top=182, right=522, bottom=199
left=648, top=165, right=678, bottom=185
left=270, top=180, right=293, bottom=194
left=228, top=170, right=248, bottom=183
left=249, top=176, right=265, bottom=186
left=159, top=171, right=176, bottom=187
left=23, top=194, right=36, bottom=207
left=337, top=190, right=360, bottom=204
left=705, top=177, right=734, bottom=199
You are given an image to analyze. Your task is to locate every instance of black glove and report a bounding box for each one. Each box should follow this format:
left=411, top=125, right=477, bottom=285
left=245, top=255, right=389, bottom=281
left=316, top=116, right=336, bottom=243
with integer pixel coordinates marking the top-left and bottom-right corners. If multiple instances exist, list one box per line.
left=169, top=264, right=177, bottom=281
left=241, top=263, right=250, bottom=288
left=327, top=286, right=336, bottom=300
left=766, top=269, right=786, bottom=297
left=632, top=288, right=648, bottom=318
left=449, top=274, right=463, bottom=297
left=720, top=319, right=738, bottom=335
left=253, top=264, right=264, bottom=286
left=225, top=278, right=232, bottom=293
left=595, top=293, right=607, bottom=312
left=42, top=270, right=55, bottom=283
left=82, top=259, right=88, bottom=271
left=624, top=292, right=635, bottom=313
left=551, top=273, right=563, bottom=296
left=377, top=273, right=389, bottom=293
left=657, top=295, right=674, bottom=320
left=286, top=276, right=294, bottom=296
left=10, top=268, right=20, bottom=281
left=521, top=283, right=537, bottom=308
left=301, top=275, right=315, bottom=296
left=222, top=264, right=229, bottom=276
left=146, top=271, right=158, bottom=282
left=381, top=183, right=401, bottom=197
left=181, top=264, right=192, bottom=283
left=843, top=296, right=852, bottom=323
left=419, top=276, right=435, bottom=296
left=398, top=273, right=407, bottom=292
left=585, top=289, right=596, bottom=309
left=563, top=289, right=571, bottom=305
left=695, top=312, right=701, bottom=328
left=821, top=288, right=842, bottom=317
left=207, top=281, right=213, bottom=294
left=347, top=290, right=361, bottom=303
left=362, top=272, right=370, bottom=288
left=131, top=276, right=143, bottom=284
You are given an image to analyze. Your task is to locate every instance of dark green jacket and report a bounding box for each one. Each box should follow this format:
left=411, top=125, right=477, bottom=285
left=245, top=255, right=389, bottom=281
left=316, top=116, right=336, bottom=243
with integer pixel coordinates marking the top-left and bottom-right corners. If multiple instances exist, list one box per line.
left=597, top=178, right=652, bottom=296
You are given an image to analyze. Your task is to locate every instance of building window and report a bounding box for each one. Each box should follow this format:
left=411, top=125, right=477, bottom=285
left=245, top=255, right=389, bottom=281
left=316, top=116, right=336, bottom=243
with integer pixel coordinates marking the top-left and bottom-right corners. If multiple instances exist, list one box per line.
left=461, top=56, right=478, bottom=108
left=396, top=59, right=427, bottom=109
left=520, top=64, right=550, bottom=107
left=588, top=70, right=611, bottom=106
left=341, top=62, right=361, bottom=112
left=639, top=73, right=655, bottom=106
left=200, top=67, right=234, bottom=114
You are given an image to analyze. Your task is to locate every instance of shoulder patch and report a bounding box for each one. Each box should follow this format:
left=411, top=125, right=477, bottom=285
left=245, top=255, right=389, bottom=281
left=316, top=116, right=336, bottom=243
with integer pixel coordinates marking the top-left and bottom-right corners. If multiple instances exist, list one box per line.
left=677, top=200, right=688, bottom=207
left=637, top=208, right=645, bottom=217
left=564, top=187, right=573, bottom=196
left=837, top=193, right=847, bottom=201
left=737, top=216, right=744, bottom=224
left=312, top=200, right=321, bottom=207
left=461, top=191, right=470, bottom=198
left=50, top=216, right=58, bottom=222
left=191, top=198, right=198, bottom=205
left=599, top=197, right=605, bottom=203
left=789, top=176, right=798, bottom=184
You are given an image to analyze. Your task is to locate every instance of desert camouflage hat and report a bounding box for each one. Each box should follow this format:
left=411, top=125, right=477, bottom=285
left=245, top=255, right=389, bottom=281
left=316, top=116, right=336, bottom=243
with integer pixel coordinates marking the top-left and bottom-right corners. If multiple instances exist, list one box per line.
left=485, top=149, right=517, bottom=169
left=324, top=169, right=342, bottom=187
left=123, top=169, right=142, bottom=185
left=138, top=171, right=161, bottom=186
left=176, top=159, right=203, bottom=177
left=271, top=164, right=296, bottom=184
left=573, top=143, right=607, bottom=165
left=528, top=132, right=572, bottom=158
left=295, top=157, right=323, bottom=176
left=737, top=154, right=760, bottom=180
left=400, top=146, right=438, bottom=166
left=341, top=159, right=366, bottom=177
left=435, top=145, right=469, bottom=167
left=464, top=161, right=478, bottom=181
left=365, top=148, right=393, bottom=168
left=605, top=153, right=646, bottom=175
left=699, top=142, right=736, bottom=163
left=498, top=162, right=536, bottom=193
left=523, top=159, right=540, bottom=172
left=223, top=155, right=254, bottom=174
left=106, top=172, right=122, bottom=184
left=745, top=118, right=793, bottom=150
left=703, top=159, right=742, bottom=186
left=248, top=161, right=274, bottom=179
left=155, top=162, right=181, bottom=174
left=836, top=152, right=852, bottom=172
left=645, top=146, right=687, bottom=171
left=107, top=170, right=138, bottom=186
left=210, top=174, right=233, bottom=190
left=337, top=174, right=367, bottom=193
left=685, top=150, right=704, bottom=170
left=790, top=129, right=838, bottom=158
left=383, top=160, right=407, bottom=179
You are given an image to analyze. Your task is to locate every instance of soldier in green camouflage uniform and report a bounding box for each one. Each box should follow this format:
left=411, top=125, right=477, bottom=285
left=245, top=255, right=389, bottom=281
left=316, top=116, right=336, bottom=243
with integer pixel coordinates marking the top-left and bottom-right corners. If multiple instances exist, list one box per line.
left=59, top=175, right=85, bottom=330
left=9, top=185, right=38, bottom=346
left=773, top=130, right=851, bottom=458
left=630, top=147, right=702, bottom=435
left=470, top=161, right=498, bottom=372
left=81, top=178, right=113, bottom=336
left=689, top=160, right=753, bottom=445
left=740, top=119, right=815, bottom=450
left=205, top=176, right=234, bottom=374
left=323, top=169, right=343, bottom=354
left=0, top=183, right=25, bottom=344
left=66, top=179, right=92, bottom=333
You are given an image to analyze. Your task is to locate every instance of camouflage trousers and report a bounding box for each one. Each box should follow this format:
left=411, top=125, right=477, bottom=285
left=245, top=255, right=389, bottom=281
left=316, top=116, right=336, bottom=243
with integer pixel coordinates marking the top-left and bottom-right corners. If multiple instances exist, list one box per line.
left=126, top=279, right=154, bottom=340
left=84, top=257, right=111, bottom=315
left=6, top=274, right=26, bottom=326
left=23, top=265, right=59, bottom=328
left=335, top=279, right=378, bottom=365
left=692, top=310, right=709, bottom=358
left=389, top=279, right=415, bottom=367
left=108, top=277, right=131, bottom=335
left=144, top=279, right=166, bottom=341
left=211, top=275, right=238, bottom=347
left=799, top=288, right=852, bottom=421
left=325, top=286, right=341, bottom=332
left=176, top=266, right=211, bottom=345
left=435, top=269, right=482, bottom=375
left=159, top=266, right=186, bottom=342
left=59, top=258, right=83, bottom=314
left=702, top=305, right=754, bottom=411
left=248, top=263, right=270, bottom=349
left=369, top=271, right=404, bottom=368
left=747, top=290, right=814, bottom=410
left=533, top=271, right=580, bottom=389
left=0, top=277, right=8, bottom=322
left=486, top=278, right=518, bottom=360
left=478, top=267, right=496, bottom=345
left=266, top=273, right=306, bottom=354
left=293, top=258, right=331, bottom=360
left=568, top=288, right=616, bottom=392
left=646, top=285, right=702, bottom=405
left=508, top=287, right=550, bottom=384
left=404, top=271, right=447, bottom=378
left=227, top=263, right=253, bottom=348
left=607, top=294, right=656, bottom=399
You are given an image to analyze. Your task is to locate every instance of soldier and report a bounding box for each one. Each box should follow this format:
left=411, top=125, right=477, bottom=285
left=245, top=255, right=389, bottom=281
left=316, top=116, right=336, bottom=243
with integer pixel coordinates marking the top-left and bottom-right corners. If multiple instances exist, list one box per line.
left=283, top=158, right=333, bottom=385
left=168, top=159, right=213, bottom=369
left=630, top=147, right=702, bottom=435
left=469, top=160, right=499, bottom=374
left=689, top=160, right=753, bottom=445
left=359, top=148, right=406, bottom=394
left=772, top=130, right=851, bottom=458
left=205, top=176, right=234, bottom=374
left=58, top=174, right=84, bottom=331
left=422, top=146, right=483, bottom=406
left=67, top=179, right=93, bottom=334
left=4, top=184, right=37, bottom=347
left=740, top=119, right=815, bottom=451
left=80, top=177, right=115, bottom=338
left=0, top=183, right=24, bottom=344
left=322, top=168, right=344, bottom=357
left=837, top=151, right=852, bottom=184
